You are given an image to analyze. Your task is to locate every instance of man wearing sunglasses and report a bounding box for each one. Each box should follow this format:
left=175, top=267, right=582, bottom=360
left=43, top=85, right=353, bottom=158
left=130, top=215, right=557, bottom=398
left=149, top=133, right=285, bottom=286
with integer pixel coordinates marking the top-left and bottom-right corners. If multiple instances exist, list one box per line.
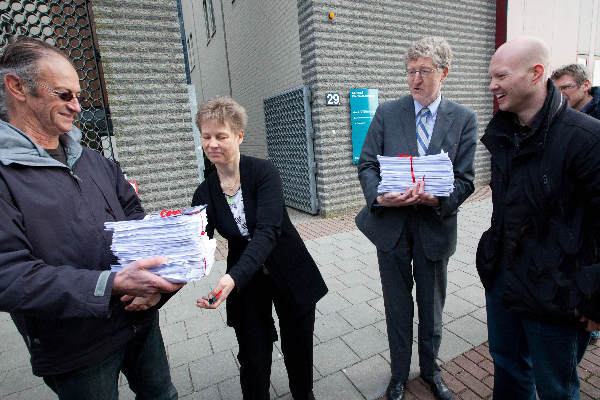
left=0, top=37, right=181, bottom=399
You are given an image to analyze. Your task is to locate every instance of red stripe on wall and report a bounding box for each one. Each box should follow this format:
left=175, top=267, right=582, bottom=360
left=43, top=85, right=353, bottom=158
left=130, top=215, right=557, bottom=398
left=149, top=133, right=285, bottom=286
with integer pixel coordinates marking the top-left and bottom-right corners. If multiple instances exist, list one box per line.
left=493, top=0, right=508, bottom=113
left=496, top=0, right=508, bottom=49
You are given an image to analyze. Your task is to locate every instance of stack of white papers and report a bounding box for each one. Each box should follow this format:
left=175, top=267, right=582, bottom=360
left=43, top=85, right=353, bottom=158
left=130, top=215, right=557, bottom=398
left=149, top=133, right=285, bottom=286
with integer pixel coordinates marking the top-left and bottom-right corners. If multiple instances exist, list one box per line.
left=377, top=152, right=454, bottom=197
left=105, top=205, right=216, bottom=283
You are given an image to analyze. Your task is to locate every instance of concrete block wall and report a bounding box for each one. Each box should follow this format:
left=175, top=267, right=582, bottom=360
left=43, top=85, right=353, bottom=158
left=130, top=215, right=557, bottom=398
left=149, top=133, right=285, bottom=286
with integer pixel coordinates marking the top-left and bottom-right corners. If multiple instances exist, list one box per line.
left=221, top=0, right=305, bottom=157
left=297, top=0, right=496, bottom=216
left=183, top=0, right=232, bottom=106
left=92, top=0, right=200, bottom=212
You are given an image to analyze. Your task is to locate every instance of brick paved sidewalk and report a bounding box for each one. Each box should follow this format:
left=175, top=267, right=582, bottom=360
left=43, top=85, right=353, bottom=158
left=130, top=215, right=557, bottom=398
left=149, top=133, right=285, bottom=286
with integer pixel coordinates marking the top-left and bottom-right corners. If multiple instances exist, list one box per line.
left=392, top=341, right=600, bottom=400
left=373, top=186, right=600, bottom=400
left=4, top=185, right=600, bottom=400
left=288, top=186, right=600, bottom=400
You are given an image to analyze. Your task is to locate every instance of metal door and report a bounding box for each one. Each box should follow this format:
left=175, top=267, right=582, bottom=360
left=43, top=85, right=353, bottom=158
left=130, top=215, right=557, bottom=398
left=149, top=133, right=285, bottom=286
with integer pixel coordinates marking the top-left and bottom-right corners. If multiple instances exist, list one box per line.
left=263, top=85, right=319, bottom=214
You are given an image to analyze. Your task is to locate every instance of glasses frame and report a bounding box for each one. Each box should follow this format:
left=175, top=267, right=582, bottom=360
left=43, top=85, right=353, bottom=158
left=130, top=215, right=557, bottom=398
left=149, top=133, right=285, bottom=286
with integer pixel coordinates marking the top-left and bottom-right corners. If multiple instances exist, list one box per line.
left=25, top=79, right=84, bottom=103
left=558, top=82, right=578, bottom=91
left=406, top=67, right=438, bottom=78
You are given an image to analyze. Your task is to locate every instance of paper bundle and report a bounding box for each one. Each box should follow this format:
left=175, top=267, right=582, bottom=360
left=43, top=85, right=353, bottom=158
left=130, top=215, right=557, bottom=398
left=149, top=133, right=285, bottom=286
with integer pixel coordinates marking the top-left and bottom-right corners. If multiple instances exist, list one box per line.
left=377, top=152, right=454, bottom=197
left=105, top=205, right=216, bottom=283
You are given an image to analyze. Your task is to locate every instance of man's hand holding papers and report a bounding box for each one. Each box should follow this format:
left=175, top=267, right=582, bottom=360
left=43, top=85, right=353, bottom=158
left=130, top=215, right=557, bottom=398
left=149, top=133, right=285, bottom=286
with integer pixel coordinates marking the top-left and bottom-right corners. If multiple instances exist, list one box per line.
left=377, top=181, right=440, bottom=207
left=376, top=152, right=454, bottom=205
left=106, top=205, right=216, bottom=296
left=112, top=256, right=184, bottom=297
left=120, top=293, right=162, bottom=311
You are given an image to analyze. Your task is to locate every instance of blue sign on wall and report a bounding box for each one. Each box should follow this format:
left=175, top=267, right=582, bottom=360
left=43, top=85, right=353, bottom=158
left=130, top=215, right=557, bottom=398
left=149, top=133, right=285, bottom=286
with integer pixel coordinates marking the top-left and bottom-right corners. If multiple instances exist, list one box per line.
left=350, top=89, right=379, bottom=164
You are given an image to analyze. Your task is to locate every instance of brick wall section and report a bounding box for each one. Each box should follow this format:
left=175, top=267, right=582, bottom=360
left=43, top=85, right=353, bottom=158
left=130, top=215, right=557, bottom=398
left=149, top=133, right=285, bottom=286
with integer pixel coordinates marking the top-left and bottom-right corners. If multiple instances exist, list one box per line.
left=92, top=0, right=199, bottom=212
left=297, top=0, right=496, bottom=215
left=221, top=0, right=305, bottom=158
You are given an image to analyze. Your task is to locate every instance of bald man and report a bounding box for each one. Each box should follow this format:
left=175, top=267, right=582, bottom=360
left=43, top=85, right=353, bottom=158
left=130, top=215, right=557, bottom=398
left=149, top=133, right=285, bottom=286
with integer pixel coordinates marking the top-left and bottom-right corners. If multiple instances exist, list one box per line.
left=477, top=37, right=600, bottom=399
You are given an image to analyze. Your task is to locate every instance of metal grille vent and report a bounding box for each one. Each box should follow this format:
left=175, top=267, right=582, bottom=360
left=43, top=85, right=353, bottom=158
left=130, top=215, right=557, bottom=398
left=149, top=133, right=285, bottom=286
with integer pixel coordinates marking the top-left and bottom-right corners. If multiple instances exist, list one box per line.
left=263, top=85, right=318, bottom=214
left=0, top=0, right=114, bottom=159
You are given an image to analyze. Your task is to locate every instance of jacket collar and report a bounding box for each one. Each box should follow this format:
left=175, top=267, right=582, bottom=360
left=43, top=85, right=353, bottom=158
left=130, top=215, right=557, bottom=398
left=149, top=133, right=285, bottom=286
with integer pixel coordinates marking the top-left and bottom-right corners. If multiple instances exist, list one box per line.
left=0, top=120, right=83, bottom=168
left=582, top=86, right=600, bottom=114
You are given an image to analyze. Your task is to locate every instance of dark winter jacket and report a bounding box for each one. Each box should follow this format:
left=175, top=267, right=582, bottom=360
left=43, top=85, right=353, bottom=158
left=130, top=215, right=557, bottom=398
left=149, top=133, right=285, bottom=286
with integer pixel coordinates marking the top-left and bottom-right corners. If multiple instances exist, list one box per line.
left=0, top=120, right=157, bottom=376
left=582, top=86, right=600, bottom=120
left=477, top=80, right=600, bottom=324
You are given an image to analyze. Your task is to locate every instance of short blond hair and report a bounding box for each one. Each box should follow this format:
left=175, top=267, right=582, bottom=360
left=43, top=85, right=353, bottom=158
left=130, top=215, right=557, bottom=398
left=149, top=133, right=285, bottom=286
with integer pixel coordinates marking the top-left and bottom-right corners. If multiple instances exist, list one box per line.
left=196, top=96, right=247, bottom=134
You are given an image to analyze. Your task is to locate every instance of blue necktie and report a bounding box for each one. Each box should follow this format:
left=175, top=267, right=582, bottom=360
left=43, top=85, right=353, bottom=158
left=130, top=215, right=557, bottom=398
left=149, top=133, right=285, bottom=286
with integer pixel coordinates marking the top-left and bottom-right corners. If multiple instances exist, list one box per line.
left=417, top=107, right=431, bottom=156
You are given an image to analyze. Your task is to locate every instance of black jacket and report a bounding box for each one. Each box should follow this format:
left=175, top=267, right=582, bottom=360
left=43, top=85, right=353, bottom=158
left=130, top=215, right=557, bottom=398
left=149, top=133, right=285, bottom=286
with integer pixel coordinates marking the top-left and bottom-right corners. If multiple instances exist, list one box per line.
left=477, top=80, right=600, bottom=324
left=583, top=86, right=600, bottom=120
left=191, top=155, right=327, bottom=327
left=0, top=122, right=157, bottom=376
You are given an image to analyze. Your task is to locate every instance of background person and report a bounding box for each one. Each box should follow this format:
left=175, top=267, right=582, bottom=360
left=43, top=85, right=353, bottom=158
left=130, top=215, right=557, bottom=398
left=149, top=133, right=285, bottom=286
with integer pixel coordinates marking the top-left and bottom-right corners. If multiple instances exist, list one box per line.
left=191, top=96, right=327, bottom=400
left=356, top=36, right=477, bottom=400
left=479, top=36, right=600, bottom=399
left=0, top=37, right=181, bottom=399
left=552, top=64, right=600, bottom=346
left=551, top=63, right=600, bottom=119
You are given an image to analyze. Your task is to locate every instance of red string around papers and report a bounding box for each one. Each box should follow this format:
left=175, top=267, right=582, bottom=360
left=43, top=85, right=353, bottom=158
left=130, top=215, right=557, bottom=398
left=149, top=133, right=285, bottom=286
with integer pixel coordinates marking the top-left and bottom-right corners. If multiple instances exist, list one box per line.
left=396, top=155, right=426, bottom=184
left=397, top=155, right=418, bottom=183
left=378, top=153, right=452, bottom=196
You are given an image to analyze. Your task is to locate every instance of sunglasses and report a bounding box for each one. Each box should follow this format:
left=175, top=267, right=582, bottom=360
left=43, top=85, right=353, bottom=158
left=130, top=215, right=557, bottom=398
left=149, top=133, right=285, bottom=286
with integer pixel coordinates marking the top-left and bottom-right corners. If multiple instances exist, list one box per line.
left=28, top=80, right=84, bottom=103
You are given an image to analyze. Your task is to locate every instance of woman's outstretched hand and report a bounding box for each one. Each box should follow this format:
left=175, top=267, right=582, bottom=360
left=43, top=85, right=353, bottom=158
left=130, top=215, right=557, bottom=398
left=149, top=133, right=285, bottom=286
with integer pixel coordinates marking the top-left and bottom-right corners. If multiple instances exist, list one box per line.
left=197, top=274, right=235, bottom=309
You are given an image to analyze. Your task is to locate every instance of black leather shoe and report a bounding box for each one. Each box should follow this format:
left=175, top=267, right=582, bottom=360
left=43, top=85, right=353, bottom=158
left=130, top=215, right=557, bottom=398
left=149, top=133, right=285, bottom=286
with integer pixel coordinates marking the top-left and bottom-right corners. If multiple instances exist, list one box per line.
left=385, top=379, right=406, bottom=400
left=422, top=375, right=454, bottom=400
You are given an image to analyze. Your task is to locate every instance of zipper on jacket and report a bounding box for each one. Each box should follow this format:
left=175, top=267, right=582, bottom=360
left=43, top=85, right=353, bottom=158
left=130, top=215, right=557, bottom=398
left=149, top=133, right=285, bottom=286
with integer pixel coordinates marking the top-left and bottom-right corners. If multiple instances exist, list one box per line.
left=69, top=170, right=82, bottom=183
left=513, top=132, right=520, bottom=153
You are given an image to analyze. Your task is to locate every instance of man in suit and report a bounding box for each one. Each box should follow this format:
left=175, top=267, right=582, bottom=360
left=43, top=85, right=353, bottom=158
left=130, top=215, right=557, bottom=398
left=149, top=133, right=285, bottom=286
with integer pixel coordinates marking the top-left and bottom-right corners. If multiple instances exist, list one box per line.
left=356, top=36, right=477, bottom=400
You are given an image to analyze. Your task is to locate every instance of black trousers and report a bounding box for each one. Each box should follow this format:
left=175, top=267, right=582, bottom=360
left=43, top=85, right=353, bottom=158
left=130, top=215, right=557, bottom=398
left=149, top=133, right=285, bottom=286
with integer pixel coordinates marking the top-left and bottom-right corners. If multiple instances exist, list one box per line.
left=233, top=271, right=316, bottom=400
left=377, top=215, right=448, bottom=382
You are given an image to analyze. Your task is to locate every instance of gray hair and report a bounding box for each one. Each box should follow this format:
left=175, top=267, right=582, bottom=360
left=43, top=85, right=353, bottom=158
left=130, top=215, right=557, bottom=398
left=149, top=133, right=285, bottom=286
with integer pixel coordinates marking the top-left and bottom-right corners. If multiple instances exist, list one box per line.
left=551, top=63, right=591, bottom=86
left=0, top=37, right=70, bottom=121
left=405, top=36, right=453, bottom=70
left=196, top=96, right=247, bottom=134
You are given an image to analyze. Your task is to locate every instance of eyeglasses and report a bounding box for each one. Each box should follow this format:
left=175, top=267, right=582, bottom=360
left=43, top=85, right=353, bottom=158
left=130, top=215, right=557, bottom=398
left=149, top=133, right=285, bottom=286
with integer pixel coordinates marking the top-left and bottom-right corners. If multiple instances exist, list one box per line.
left=558, top=82, right=578, bottom=91
left=27, top=80, right=84, bottom=103
left=406, top=68, right=437, bottom=78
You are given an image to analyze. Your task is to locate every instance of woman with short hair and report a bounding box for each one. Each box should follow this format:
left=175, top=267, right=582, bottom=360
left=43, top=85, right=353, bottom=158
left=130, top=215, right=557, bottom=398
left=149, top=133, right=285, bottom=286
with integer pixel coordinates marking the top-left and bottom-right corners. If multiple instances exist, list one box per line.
left=191, top=96, right=327, bottom=400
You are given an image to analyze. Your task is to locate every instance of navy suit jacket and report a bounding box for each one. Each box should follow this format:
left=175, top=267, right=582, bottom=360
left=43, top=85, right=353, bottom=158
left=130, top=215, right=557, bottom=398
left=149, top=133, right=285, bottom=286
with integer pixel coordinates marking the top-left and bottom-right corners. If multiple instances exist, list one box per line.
left=355, top=95, right=477, bottom=260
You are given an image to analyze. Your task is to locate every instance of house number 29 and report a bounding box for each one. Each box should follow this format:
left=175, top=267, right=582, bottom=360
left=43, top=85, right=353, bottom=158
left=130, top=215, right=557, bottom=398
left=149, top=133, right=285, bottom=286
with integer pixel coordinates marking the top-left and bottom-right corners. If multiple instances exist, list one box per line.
left=326, top=92, right=341, bottom=106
